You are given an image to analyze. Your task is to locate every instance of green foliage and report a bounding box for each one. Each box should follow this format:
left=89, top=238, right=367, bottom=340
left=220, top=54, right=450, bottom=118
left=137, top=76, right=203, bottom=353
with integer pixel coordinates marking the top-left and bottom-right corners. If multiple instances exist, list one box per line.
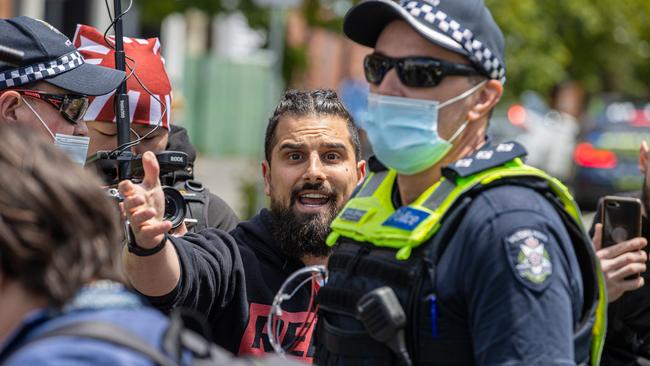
left=302, top=0, right=343, bottom=31
left=486, top=0, right=650, bottom=100
left=239, top=178, right=258, bottom=220
left=283, top=44, right=308, bottom=86
left=137, top=0, right=269, bottom=29
left=237, top=0, right=270, bottom=30
left=238, top=178, right=268, bottom=220
left=138, top=0, right=650, bottom=99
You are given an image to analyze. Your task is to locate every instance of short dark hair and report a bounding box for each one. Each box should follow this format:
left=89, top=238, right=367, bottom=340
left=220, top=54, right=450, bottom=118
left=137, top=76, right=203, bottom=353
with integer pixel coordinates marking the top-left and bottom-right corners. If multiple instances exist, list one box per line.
left=264, top=89, right=361, bottom=163
left=0, top=124, right=123, bottom=307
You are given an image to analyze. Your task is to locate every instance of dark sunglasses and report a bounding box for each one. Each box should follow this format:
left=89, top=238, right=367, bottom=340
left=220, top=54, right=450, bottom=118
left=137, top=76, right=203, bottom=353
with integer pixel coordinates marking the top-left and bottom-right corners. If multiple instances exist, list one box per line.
left=2, top=89, right=89, bottom=124
left=364, top=53, right=483, bottom=88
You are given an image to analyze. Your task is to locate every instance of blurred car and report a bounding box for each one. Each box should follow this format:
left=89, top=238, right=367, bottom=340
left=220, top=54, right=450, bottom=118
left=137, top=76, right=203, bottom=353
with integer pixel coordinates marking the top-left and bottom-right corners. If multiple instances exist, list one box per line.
left=572, top=101, right=650, bottom=210
left=489, top=91, right=579, bottom=182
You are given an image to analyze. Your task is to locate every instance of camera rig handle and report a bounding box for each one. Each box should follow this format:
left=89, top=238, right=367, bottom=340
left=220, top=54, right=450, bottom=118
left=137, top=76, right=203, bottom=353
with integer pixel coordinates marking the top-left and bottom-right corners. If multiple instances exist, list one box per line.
left=87, top=150, right=189, bottom=185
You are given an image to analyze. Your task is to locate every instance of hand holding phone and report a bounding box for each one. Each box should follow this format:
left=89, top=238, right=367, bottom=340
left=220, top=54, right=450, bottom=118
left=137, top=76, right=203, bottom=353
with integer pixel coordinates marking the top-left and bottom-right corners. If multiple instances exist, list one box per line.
left=597, top=195, right=647, bottom=293
left=601, top=196, right=642, bottom=248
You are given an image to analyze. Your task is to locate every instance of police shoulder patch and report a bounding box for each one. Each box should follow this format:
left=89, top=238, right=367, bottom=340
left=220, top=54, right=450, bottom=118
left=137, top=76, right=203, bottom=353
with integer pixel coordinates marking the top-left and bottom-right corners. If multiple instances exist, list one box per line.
left=382, top=207, right=429, bottom=231
left=503, top=228, right=553, bottom=291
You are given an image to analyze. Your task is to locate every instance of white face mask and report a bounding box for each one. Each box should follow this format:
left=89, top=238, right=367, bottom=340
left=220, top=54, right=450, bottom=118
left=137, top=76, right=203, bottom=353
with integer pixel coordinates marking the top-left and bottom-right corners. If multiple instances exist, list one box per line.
left=23, top=98, right=90, bottom=166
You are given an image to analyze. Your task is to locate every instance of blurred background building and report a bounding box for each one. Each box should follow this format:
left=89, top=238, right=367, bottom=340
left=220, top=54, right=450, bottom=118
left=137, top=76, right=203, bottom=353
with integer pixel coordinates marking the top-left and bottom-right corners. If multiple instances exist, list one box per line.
left=1, top=0, right=650, bottom=215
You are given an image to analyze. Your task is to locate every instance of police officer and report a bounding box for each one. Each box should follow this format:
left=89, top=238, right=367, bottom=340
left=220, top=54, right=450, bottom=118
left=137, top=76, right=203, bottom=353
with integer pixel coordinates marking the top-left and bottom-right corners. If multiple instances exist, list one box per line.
left=315, top=1, right=606, bottom=365
left=74, top=24, right=239, bottom=233
left=0, top=17, right=124, bottom=165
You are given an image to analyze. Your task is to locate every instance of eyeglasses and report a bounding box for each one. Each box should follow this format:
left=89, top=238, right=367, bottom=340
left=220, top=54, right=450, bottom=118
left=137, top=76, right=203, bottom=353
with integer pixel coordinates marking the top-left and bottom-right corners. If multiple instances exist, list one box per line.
left=2, top=89, right=89, bottom=124
left=364, top=53, right=483, bottom=88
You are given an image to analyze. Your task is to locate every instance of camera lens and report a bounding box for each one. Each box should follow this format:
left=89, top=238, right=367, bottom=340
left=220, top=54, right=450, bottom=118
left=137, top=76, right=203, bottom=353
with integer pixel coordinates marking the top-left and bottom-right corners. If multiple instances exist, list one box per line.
left=162, top=186, right=186, bottom=229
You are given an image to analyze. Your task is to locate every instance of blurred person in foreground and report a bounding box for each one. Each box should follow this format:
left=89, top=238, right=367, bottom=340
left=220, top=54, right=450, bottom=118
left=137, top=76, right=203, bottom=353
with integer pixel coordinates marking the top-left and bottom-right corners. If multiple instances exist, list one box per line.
left=0, top=124, right=169, bottom=365
left=0, top=124, right=302, bottom=366
left=315, top=0, right=607, bottom=365
left=118, top=90, right=366, bottom=362
left=0, top=17, right=124, bottom=164
left=590, top=141, right=650, bottom=365
left=73, top=24, right=239, bottom=233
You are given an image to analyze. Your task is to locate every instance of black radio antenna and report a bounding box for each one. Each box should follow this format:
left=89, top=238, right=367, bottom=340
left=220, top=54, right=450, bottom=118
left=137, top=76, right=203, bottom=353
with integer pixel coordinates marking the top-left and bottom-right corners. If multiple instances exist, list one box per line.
left=113, top=0, right=132, bottom=180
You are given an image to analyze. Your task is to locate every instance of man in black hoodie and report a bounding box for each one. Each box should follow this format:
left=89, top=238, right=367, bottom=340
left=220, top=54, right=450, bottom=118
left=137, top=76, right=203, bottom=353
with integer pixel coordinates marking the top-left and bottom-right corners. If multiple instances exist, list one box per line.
left=119, top=90, right=366, bottom=363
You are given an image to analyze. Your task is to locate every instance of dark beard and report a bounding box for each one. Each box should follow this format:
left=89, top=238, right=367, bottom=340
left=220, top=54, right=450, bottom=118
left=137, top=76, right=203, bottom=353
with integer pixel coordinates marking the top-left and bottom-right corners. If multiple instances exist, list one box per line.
left=270, top=182, right=340, bottom=260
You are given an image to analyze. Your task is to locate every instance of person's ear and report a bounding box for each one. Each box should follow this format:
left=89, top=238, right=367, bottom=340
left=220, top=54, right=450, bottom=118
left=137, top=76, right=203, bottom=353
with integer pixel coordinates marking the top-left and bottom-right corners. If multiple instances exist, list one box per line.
left=262, top=160, right=271, bottom=197
left=639, top=141, right=648, bottom=174
left=467, top=79, right=503, bottom=122
left=0, top=91, right=23, bottom=124
left=356, top=160, right=367, bottom=185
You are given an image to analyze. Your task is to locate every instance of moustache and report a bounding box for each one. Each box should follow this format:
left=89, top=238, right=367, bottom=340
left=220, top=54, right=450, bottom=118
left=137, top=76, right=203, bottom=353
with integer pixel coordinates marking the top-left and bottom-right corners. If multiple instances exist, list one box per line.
left=290, top=182, right=337, bottom=207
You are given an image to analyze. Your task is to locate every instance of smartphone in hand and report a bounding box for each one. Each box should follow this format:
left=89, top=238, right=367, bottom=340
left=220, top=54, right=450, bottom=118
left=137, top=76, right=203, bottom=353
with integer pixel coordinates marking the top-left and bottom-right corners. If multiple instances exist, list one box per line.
left=600, top=196, right=642, bottom=247
left=600, top=196, right=643, bottom=279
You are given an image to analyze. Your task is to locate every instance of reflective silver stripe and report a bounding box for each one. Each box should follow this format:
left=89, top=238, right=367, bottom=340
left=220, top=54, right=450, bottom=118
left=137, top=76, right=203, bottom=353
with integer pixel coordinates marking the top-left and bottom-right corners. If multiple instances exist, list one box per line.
left=421, top=179, right=456, bottom=211
left=356, top=171, right=389, bottom=198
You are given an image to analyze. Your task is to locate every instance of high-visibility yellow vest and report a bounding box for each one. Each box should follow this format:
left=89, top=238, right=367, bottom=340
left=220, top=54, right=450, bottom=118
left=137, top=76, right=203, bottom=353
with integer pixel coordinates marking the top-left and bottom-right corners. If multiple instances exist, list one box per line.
left=325, top=147, right=606, bottom=365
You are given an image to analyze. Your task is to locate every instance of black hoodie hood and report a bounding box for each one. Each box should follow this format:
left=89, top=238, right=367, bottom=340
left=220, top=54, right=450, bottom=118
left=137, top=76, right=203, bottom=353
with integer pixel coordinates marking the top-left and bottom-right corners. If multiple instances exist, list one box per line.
left=232, top=208, right=304, bottom=274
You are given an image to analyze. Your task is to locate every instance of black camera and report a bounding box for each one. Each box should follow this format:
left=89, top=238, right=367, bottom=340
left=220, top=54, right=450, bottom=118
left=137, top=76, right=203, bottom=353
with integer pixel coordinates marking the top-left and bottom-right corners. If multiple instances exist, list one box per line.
left=162, top=186, right=186, bottom=228
left=90, top=150, right=189, bottom=229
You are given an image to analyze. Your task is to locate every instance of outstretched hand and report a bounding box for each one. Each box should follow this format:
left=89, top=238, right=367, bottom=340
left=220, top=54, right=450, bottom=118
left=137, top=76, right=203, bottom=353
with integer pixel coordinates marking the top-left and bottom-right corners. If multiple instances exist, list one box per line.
left=118, top=151, right=172, bottom=249
left=592, top=223, right=647, bottom=302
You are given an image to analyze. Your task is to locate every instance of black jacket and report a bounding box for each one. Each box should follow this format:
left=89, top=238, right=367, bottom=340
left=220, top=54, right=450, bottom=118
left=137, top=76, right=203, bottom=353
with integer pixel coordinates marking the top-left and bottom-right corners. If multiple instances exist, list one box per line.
left=148, top=209, right=317, bottom=363
left=590, top=192, right=650, bottom=365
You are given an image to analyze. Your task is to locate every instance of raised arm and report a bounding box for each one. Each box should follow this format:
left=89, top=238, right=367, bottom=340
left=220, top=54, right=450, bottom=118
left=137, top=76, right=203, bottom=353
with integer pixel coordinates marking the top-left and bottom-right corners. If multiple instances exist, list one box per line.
left=119, top=151, right=179, bottom=296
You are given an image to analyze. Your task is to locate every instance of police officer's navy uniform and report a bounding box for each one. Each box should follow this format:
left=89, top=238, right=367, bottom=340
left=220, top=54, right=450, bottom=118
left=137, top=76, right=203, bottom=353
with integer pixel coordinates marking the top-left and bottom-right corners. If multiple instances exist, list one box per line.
left=316, top=1, right=606, bottom=364
left=315, top=142, right=606, bottom=365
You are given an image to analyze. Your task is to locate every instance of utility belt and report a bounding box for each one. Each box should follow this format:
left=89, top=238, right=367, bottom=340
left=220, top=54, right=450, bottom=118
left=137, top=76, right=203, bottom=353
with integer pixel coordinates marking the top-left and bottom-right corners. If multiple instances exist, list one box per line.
left=315, top=142, right=606, bottom=366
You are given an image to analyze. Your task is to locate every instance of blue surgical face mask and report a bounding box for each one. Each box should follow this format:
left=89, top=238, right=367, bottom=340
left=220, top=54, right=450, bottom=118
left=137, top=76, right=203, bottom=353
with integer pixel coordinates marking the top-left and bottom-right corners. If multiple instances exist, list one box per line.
left=24, top=98, right=90, bottom=166
left=362, top=81, right=486, bottom=175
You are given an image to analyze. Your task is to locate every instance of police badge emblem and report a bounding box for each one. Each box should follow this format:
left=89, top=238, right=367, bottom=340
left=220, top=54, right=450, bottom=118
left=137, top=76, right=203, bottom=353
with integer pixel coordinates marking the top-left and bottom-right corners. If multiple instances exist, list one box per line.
left=505, top=228, right=553, bottom=291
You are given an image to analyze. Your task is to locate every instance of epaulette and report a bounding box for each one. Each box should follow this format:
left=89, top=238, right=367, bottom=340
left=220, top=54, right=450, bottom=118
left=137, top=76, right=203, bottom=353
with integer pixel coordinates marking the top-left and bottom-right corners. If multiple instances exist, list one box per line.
left=442, top=141, right=527, bottom=181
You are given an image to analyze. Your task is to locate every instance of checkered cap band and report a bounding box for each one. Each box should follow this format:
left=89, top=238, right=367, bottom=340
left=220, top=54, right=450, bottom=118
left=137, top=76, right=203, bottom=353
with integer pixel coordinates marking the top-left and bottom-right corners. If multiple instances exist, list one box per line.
left=402, top=0, right=506, bottom=84
left=0, top=50, right=85, bottom=90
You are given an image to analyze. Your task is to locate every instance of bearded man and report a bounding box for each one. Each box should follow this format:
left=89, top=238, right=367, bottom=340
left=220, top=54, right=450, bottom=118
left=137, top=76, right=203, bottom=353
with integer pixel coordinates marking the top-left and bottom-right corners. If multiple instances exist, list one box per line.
left=119, top=89, right=366, bottom=363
